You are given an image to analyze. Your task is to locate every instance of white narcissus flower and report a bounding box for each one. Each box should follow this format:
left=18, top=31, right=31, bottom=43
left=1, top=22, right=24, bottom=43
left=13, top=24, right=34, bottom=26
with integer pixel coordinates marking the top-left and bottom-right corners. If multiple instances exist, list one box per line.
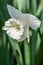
left=2, top=18, right=24, bottom=40
left=2, top=4, right=41, bottom=42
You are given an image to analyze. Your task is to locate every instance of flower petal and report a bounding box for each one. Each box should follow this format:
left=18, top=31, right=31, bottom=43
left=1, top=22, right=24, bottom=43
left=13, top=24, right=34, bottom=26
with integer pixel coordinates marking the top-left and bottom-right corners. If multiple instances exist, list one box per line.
left=23, top=14, right=41, bottom=30
left=29, top=14, right=41, bottom=30
left=2, top=26, right=8, bottom=30
left=18, top=27, right=29, bottom=43
left=7, top=4, right=22, bottom=20
left=7, top=4, right=29, bottom=27
left=6, top=28, right=21, bottom=40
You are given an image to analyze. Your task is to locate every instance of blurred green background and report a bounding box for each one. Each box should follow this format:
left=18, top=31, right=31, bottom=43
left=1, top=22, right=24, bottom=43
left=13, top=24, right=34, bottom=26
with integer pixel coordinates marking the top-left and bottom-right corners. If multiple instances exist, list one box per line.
left=0, top=0, right=43, bottom=65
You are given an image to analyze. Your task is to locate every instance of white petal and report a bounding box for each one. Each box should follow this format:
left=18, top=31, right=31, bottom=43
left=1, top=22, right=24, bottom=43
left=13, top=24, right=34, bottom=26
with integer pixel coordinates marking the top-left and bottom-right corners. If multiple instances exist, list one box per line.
left=7, top=4, right=29, bottom=26
left=23, top=14, right=41, bottom=30
left=7, top=4, right=22, bottom=20
left=18, top=27, right=29, bottom=42
left=6, top=28, right=21, bottom=40
left=2, top=26, right=8, bottom=30
left=29, top=14, right=41, bottom=30
left=5, top=21, right=10, bottom=24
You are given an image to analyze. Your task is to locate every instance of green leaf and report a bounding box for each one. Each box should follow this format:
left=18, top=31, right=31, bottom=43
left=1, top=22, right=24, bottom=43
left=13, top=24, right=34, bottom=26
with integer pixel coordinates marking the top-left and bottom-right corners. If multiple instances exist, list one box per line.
left=0, top=0, right=10, bottom=65
left=30, top=31, right=37, bottom=65
left=40, top=10, right=43, bottom=34
left=6, top=43, right=10, bottom=65
left=24, top=39, right=30, bottom=65
left=25, top=0, right=30, bottom=11
left=36, top=5, right=42, bottom=16
left=0, top=0, right=10, bottom=32
left=34, top=33, right=41, bottom=65
left=13, top=0, right=30, bottom=12
left=0, top=0, right=10, bottom=21
left=0, top=44, right=6, bottom=65
left=35, top=33, right=43, bottom=65
left=31, top=0, right=37, bottom=14
left=2, top=31, right=7, bottom=47
left=9, top=37, right=23, bottom=65
left=35, top=33, right=41, bottom=53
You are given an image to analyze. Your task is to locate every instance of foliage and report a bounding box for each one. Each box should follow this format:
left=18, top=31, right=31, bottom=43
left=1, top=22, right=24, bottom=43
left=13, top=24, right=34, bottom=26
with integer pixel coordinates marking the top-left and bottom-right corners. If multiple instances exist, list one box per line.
left=0, top=0, right=43, bottom=65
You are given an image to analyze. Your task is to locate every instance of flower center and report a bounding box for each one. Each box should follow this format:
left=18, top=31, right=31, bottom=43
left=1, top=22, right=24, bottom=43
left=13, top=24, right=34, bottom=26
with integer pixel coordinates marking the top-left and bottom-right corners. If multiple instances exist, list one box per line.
left=10, top=21, right=20, bottom=30
left=12, top=22, right=20, bottom=30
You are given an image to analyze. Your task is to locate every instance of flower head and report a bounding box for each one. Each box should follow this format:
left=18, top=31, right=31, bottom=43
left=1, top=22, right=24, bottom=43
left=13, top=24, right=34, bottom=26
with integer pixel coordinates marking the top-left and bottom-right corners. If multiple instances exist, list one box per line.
left=2, top=18, right=24, bottom=40
left=2, top=4, right=41, bottom=42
